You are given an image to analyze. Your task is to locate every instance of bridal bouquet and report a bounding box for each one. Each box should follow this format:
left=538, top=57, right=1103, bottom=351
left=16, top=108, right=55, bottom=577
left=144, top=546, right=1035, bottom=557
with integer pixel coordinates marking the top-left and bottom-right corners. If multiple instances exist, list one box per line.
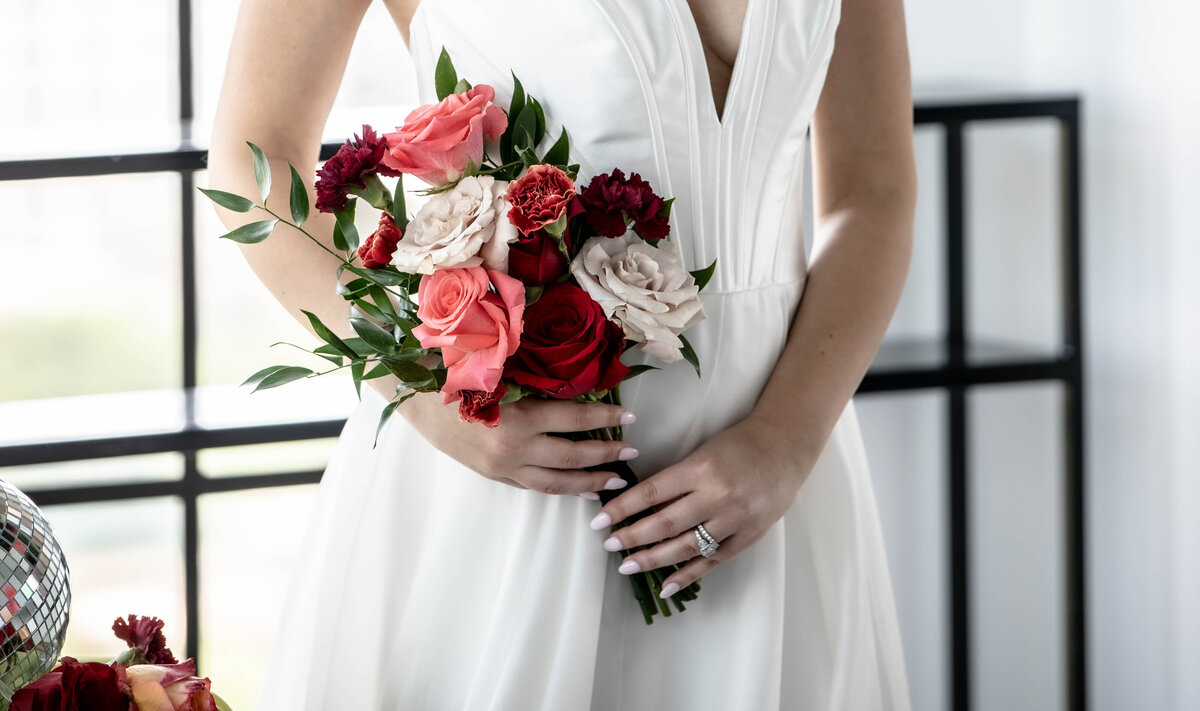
left=9, top=616, right=230, bottom=711
left=201, top=49, right=714, bottom=623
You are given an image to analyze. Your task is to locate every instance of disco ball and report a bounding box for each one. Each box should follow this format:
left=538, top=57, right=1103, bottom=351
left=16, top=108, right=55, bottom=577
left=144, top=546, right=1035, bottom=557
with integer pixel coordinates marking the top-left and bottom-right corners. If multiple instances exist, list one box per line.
left=0, top=479, right=70, bottom=705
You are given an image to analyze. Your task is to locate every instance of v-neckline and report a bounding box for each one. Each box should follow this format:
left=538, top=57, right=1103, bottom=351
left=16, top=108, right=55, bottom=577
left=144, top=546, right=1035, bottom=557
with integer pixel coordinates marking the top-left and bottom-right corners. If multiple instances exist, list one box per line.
left=670, top=0, right=758, bottom=129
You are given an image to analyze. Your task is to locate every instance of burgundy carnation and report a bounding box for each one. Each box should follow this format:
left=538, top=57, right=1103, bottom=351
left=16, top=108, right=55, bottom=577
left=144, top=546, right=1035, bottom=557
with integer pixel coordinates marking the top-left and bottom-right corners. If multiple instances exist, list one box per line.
left=112, top=614, right=178, bottom=665
left=504, top=283, right=629, bottom=399
left=578, top=168, right=670, bottom=240
left=315, top=124, right=402, bottom=214
left=357, top=212, right=403, bottom=269
left=508, top=228, right=568, bottom=286
left=458, top=384, right=507, bottom=428
left=10, top=657, right=129, bottom=711
left=503, top=164, right=579, bottom=234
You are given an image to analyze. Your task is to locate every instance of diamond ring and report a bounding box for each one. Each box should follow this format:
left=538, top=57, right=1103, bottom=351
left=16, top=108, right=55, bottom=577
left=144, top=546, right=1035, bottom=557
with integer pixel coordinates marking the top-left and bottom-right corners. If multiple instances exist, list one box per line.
left=694, top=524, right=719, bottom=558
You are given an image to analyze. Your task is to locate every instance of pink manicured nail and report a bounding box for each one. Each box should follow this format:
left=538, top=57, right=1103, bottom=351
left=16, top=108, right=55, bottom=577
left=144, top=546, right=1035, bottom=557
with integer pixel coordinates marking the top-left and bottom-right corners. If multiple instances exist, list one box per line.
left=579, top=491, right=600, bottom=501
left=619, top=411, right=637, bottom=425
left=618, top=559, right=641, bottom=575
left=618, top=447, right=639, bottom=461
left=659, top=582, right=680, bottom=599
left=603, top=536, right=623, bottom=552
left=590, top=512, right=612, bottom=530
left=604, top=477, right=627, bottom=490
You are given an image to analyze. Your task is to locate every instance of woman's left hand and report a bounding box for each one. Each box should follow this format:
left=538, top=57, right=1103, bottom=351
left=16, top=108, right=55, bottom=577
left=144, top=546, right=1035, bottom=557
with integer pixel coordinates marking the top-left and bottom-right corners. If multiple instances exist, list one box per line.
left=588, top=413, right=821, bottom=598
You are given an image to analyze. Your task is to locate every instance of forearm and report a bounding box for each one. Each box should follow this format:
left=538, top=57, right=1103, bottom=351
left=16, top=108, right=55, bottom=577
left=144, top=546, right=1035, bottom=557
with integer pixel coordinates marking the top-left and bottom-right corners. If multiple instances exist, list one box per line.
left=750, top=191, right=914, bottom=462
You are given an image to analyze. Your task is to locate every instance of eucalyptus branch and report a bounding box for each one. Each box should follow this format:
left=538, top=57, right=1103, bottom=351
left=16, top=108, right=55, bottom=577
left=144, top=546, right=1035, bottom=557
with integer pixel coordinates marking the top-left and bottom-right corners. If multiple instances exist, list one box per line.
left=256, top=205, right=347, bottom=263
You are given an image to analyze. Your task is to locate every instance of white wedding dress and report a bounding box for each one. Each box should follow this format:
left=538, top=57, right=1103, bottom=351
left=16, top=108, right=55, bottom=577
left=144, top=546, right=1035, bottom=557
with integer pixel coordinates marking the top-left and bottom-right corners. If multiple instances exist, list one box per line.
left=257, top=0, right=911, bottom=708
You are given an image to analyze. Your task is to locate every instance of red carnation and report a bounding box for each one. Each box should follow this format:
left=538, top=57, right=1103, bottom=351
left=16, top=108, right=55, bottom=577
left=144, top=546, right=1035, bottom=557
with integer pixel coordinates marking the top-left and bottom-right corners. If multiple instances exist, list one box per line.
left=112, top=614, right=178, bottom=665
left=357, top=212, right=403, bottom=269
left=508, top=228, right=568, bottom=286
left=578, top=168, right=670, bottom=240
left=503, top=164, right=580, bottom=234
left=10, top=657, right=129, bottom=711
left=315, top=125, right=402, bottom=214
left=504, top=283, right=629, bottom=399
left=458, top=384, right=507, bottom=427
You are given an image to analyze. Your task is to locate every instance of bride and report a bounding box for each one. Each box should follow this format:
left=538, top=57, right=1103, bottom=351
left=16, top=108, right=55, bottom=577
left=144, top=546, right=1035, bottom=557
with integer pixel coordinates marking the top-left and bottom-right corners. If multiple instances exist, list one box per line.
left=209, top=0, right=917, bottom=708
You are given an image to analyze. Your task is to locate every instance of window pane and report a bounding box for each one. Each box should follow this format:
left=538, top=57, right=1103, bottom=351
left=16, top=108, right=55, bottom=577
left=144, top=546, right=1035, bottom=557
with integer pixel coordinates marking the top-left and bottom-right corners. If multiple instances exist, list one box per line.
left=197, top=439, right=336, bottom=479
left=199, top=485, right=317, bottom=709
left=1, top=454, right=183, bottom=491
left=0, top=1, right=178, bottom=158
left=48, top=497, right=186, bottom=660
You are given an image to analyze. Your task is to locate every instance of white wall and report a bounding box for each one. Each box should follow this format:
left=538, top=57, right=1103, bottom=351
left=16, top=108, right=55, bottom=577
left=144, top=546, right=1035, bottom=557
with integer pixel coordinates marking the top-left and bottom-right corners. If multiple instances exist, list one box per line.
left=859, top=1, right=1199, bottom=708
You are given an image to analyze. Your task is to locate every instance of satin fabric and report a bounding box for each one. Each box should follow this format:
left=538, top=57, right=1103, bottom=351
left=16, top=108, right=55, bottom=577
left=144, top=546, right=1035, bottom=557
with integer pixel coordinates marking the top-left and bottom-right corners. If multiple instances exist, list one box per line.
left=257, top=0, right=911, bottom=708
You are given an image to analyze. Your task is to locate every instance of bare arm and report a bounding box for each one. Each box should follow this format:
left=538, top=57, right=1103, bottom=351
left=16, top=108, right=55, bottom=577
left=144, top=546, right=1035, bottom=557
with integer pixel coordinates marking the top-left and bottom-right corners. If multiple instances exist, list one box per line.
left=207, top=0, right=631, bottom=495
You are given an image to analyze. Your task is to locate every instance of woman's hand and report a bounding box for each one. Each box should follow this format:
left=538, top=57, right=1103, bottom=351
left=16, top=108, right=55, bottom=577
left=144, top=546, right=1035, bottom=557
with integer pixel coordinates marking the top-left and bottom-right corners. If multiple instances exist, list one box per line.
left=400, top=393, right=639, bottom=498
left=586, top=414, right=819, bottom=598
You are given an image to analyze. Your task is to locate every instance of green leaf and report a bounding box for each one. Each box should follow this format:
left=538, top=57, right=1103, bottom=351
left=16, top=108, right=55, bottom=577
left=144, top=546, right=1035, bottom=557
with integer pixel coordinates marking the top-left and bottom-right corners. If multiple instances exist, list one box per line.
left=678, top=334, right=701, bottom=378
left=531, top=98, right=546, bottom=145
left=434, top=47, right=458, bottom=100
left=335, top=208, right=360, bottom=253
left=513, top=102, right=539, bottom=153
left=374, top=400, right=401, bottom=447
left=542, top=126, right=570, bottom=167
left=541, top=211, right=568, bottom=237
left=501, top=73, right=527, bottom=165
left=689, top=259, right=717, bottom=291
left=311, top=344, right=345, bottom=366
left=198, top=188, right=254, bottom=213
left=247, top=141, right=272, bottom=202
left=301, top=310, right=358, bottom=358
left=499, top=384, right=525, bottom=404
left=525, top=285, right=544, bottom=305
left=390, top=174, right=408, bottom=228
left=453, top=77, right=472, bottom=93
left=336, top=278, right=373, bottom=300
left=350, top=317, right=397, bottom=353
left=251, top=366, right=313, bottom=392
left=623, top=363, right=660, bottom=380
left=212, top=692, right=235, bottom=711
left=344, top=264, right=407, bottom=287
left=369, top=286, right=402, bottom=322
left=220, top=219, right=277, bottom=244
left=363, top=362, right=392, bottom=380
left=383, top=358, right=436, bottom=385
left=351, top=360, right=364, bottom=400
left=288, top=164, right=309, bottom=226
left=351, top=297, right=390, bottom=324
left=241, top=365, right=289, bottom=388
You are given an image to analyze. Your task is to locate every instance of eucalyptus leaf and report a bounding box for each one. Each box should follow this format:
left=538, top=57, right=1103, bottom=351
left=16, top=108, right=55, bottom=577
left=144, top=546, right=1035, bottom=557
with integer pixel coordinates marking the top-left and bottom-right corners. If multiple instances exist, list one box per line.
left=301, top=310, right=358, bottom=358
left=252, top=366, right=313, bottom=392
left=220, top=219, right=277, bottom=244
left=679, top=334, right=701, bottom=378
left=434, top=47, right=458, bottom=100
left=288, top=164, right=309, bottom=226
left=247, top=141, right=272, bottom=202
left=689, top=259, right=718, bottom=291
left=198, top=188, right=254, bottom=213
left=350, top=317, right=398, bottom=353
left=542, top=127, right=570, bottom=167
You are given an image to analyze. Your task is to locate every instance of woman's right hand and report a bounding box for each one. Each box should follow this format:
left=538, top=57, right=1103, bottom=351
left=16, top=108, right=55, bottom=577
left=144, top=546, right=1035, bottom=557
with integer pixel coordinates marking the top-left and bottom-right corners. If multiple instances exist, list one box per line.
left=399, top=392, right=639, bottom=499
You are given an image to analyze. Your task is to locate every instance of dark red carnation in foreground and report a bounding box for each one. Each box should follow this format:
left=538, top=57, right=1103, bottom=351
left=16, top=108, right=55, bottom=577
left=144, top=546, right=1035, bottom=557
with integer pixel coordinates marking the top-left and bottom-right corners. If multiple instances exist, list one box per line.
left=315, top=124, right=402, bottom=213
left=504, top=283, right=629, bottom=399
left=10, top=657, right=129, bottom=711
left=458, top=384, right=507, bottom=427
left=113, top=614, right=178, bottom=665
left=504, top=164, right=579, bottom=234
left=357, top=212, right=403, bottom=269
left=578, top=168, right=670, bottom=240
left=508, top=229, right=568, bottom=286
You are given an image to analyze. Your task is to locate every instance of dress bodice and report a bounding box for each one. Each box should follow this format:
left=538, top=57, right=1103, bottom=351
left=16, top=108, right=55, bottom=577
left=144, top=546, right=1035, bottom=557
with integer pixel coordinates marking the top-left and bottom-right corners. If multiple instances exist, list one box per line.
left=407, top=0, right=841, bottom=294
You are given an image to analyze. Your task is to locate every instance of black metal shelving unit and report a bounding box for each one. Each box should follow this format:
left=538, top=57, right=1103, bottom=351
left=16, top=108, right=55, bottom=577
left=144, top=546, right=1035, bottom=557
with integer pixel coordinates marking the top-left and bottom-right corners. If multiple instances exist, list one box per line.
left=0, top=83, right=1084, bottom=708
left=858, top=94, right=1085, bottom=711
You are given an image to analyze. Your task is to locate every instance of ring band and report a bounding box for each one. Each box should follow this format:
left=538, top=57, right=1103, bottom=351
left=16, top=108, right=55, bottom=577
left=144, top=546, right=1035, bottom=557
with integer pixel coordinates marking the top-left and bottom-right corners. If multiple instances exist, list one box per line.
left=694, top=524, right=719, bottom=558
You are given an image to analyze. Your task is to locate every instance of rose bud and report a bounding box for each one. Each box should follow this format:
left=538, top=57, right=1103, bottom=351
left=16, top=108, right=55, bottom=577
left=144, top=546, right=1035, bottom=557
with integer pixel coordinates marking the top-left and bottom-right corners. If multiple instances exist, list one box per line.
left=357, top=212, right=404, bottom=269
left=507, top=228, right=568, bottom=286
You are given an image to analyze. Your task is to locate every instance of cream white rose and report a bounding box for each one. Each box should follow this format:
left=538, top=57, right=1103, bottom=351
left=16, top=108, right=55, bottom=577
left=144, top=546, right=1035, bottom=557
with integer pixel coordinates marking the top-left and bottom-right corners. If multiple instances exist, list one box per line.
left=391, top=175, right=518, bottom=274
left=571, top=232, right=707, bottom=363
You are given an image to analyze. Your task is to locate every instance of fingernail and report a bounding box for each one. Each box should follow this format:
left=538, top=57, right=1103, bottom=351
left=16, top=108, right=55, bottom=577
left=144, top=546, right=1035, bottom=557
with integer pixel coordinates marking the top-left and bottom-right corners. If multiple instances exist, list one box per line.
left=603, top=536, right=623, bottom=552
left=620, top=411, right=637, bottom=425
left=659, top=582, right=680, bottom=599
left=604, top=477, right=627, bottom=490
left=579, top=491, right=600, bottom=501
left=618, top=559, right=641, bottom=575
left=618, top=447, right=639, bottom=461
left=590, top=512, right=612, bottom=530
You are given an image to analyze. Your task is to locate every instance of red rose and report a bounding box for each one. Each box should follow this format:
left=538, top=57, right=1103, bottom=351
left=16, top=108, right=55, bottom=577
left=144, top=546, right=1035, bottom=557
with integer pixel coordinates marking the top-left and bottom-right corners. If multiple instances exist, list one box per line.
left=457, top=384, right=507, bottom=427
left=504, top=283, right=629, bottom=399
left=357, top=212, right=403, bottom=269
left=578, top=168, right=670, bottom=240
left=315, top=125, right=401, bottom=214
left=508, top=228, right=568, bottom=286
left=11, top=657, right=129, bottom=711
left=503, top=164, right=580, bottom=235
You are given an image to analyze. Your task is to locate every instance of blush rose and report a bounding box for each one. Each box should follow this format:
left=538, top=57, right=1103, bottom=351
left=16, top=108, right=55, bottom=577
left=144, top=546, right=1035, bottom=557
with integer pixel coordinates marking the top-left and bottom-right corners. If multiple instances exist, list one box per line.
left=391, top=175, right=517, bottom=274
left=412, top=267, right=525, bottom=396
left=125, top=661, right=218, bottom=711
left=381, top=84, right=508, bottom=186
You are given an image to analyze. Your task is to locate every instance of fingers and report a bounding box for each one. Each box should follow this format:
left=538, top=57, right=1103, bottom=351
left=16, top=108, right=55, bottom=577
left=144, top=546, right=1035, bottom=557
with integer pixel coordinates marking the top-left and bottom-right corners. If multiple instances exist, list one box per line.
left=512, top=399, right=636, bottom=434
left=588, top=468, right=688, bottom=530
left=607, top=516, right=731, bottom=574
left=601, top=498, right=706, bottom=552
left=528, top=435, right=639, bottom=471
left=515, top=467, right=629, bottom=497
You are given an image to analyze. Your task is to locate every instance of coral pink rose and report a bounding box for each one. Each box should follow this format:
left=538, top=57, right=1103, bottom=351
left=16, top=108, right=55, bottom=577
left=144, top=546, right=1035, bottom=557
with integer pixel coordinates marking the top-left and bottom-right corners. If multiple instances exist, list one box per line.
left=381, top=85, right=508, bottom=186
left=125, top=661, right=218, bottom=711
left=412, top=268, right=525, bottom=396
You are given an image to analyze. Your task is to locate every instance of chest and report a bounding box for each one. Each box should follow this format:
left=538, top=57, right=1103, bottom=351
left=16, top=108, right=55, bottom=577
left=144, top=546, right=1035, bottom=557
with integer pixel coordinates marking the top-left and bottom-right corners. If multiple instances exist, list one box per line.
left=684, top=0, right=751, bottom=71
